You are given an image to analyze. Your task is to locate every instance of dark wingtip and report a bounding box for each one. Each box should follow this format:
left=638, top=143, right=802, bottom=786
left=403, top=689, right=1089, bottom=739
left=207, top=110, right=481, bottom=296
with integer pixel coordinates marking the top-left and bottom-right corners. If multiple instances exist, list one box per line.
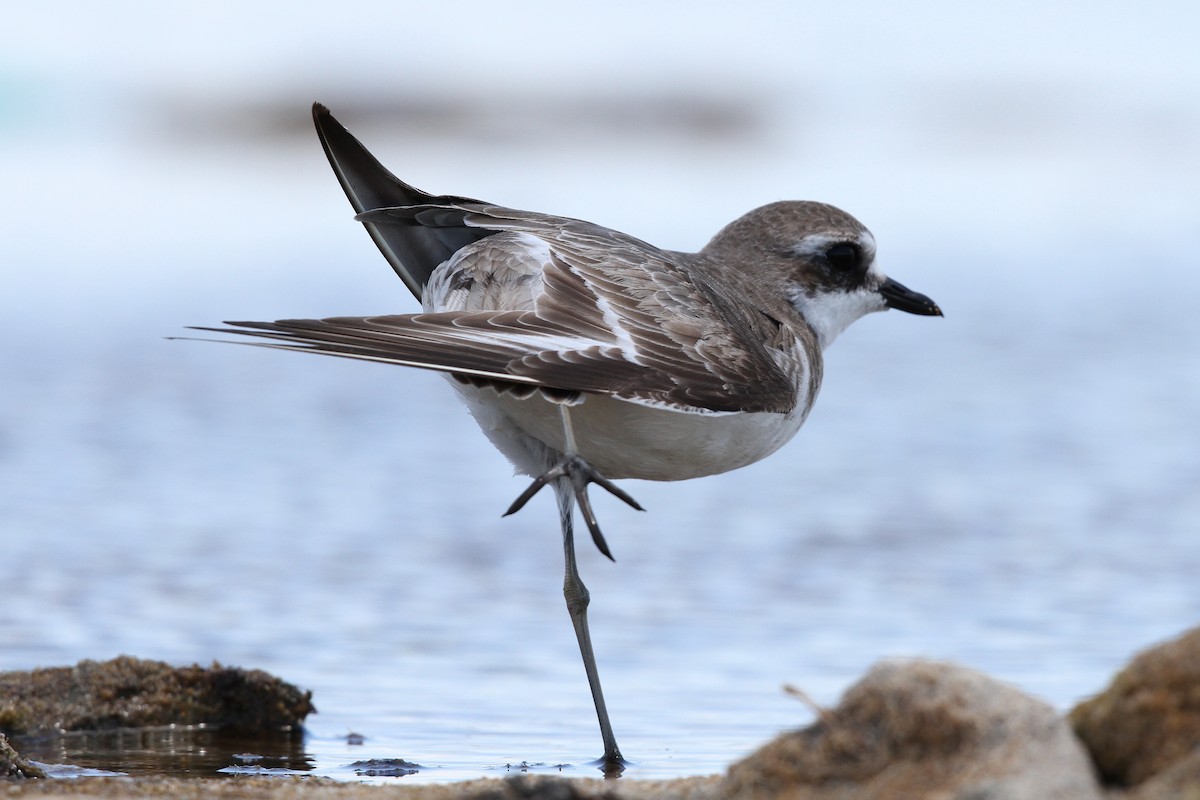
left=312, top=102, right=339, bottom=139
left=312, top=102, right=334, bottom=128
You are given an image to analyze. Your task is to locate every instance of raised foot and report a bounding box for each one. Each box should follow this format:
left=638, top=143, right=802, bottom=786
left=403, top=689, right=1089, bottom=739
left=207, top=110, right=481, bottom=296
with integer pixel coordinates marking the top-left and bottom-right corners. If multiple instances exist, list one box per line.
left=503, top=454, right=644, bottom=560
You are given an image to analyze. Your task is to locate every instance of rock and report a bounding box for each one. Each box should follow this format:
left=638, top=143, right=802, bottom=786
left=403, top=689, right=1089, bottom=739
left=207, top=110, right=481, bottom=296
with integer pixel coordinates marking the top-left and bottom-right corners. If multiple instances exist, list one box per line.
left=0, top=732, right=45, bottom=779
left=723, top=659, right=1102, bottom=800
left=1120, top=749, right=1200, bottom=800
left=1069, top=626, right=1200, bottom=789
left=0, top=655, right=314, bottom=736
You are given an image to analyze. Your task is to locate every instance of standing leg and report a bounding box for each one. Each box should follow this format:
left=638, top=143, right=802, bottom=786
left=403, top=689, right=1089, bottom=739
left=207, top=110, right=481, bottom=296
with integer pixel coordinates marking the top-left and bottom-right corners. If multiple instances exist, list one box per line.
left=553, top=477, right=626, bottom=774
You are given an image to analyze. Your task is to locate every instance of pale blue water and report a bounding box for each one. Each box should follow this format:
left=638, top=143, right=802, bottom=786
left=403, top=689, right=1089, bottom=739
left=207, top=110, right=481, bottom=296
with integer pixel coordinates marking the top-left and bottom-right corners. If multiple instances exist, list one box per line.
left=2, top=0, right=1199, bottom=784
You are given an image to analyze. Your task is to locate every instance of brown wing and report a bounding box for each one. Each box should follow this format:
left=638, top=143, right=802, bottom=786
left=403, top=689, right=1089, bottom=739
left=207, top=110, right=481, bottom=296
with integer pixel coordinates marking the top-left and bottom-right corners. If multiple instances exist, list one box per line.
left=203, top=204, right=800, bottom=414
left=451, top=205, right=801, bottom=413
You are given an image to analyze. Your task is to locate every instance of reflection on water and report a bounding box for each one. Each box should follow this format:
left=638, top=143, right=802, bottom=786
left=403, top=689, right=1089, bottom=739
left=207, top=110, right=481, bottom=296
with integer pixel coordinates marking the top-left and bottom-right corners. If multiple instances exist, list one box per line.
left=12, top=727, right=311, bottom=779
left=12, top=724, right=665, bottom=782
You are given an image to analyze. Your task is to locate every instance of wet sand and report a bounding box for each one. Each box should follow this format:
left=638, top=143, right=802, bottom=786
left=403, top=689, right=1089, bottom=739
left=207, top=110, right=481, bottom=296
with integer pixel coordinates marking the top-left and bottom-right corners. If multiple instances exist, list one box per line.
left=0, top=774, right=723, bottom=800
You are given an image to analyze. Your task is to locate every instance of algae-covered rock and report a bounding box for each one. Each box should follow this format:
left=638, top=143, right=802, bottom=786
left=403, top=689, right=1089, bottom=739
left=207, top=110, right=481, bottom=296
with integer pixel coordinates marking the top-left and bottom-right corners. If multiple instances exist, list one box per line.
left=0, top=655, right=313, bottom=736
left=1069, top=626, right=1200, bottom=788
left=723, top=659, right=1102, bottom=800
left=0, top=732, right=46, bottom=779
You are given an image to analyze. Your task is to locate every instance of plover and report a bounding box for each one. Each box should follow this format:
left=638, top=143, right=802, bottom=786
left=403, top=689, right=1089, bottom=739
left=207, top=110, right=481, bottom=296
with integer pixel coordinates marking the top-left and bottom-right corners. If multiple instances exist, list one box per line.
left=193, top=103, right=941, bottom=773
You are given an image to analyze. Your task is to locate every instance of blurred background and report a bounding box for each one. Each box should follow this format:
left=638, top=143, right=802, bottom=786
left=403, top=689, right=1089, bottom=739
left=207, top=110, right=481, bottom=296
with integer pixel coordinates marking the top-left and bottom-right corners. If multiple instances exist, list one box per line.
left=2, top=0, right=1198, bottom=782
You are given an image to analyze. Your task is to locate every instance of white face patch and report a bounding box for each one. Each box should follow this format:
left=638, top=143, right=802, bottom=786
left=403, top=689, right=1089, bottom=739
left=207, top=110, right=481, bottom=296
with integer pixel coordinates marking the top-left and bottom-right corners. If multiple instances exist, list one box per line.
left=789, top=284, right=888, bottom=350
left=787, top=229, right=887, bottom=349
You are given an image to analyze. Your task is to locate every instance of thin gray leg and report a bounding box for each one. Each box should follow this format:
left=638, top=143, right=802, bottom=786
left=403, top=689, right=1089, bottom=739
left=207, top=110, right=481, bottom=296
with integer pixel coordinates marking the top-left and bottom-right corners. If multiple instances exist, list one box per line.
left=554, top=478, right=626, bottom=774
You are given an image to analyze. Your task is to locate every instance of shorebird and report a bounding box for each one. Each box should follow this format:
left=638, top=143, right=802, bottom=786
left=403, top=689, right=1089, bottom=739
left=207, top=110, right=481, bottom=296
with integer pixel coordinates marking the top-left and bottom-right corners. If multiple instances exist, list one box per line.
left=194, top=103, right=941, bottom=773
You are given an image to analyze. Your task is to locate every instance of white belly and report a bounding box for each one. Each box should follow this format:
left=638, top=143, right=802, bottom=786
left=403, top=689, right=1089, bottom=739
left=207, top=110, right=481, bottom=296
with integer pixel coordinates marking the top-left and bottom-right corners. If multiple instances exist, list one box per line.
left=452, top=381, right=812, bottom=481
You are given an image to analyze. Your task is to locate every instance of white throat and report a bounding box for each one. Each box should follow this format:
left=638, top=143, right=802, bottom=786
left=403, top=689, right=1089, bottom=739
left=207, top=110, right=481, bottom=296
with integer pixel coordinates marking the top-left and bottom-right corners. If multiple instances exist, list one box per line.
left=790, top=286, right=887, bottom=350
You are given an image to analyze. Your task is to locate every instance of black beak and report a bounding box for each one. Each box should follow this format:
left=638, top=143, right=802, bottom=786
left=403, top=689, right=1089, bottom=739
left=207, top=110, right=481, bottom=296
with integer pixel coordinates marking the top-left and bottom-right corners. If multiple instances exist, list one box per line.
left=880, top=277, right=942, bottom=317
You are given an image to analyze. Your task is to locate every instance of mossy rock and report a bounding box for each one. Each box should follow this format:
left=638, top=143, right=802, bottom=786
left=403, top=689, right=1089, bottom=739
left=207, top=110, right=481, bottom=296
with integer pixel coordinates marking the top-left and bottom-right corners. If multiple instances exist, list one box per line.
left=1070, top=627, right=1200, bottom=787
left=0, top=656, right=313, bottom=736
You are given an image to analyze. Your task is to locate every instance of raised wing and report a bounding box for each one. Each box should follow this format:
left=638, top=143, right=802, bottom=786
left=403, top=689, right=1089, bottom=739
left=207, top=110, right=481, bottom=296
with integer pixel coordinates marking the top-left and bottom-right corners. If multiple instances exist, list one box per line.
left=312, top=103, right=494, bottom=299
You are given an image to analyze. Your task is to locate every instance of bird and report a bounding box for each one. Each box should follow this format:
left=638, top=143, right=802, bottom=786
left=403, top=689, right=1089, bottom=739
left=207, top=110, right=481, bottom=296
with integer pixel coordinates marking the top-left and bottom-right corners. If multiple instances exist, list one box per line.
left=191, top=102, right=941, bottom=774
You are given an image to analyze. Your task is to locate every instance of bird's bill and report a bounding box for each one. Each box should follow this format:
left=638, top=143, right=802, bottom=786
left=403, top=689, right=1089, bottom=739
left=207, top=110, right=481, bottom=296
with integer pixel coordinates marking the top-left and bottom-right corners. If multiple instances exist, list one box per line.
left=879, top=278, right=942, bottom=316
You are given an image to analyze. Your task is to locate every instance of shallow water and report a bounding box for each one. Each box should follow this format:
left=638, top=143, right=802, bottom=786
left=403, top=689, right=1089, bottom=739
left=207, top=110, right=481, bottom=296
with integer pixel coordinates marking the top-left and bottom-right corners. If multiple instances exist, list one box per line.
left=3, top=0, right=1200, bottom=785
left=11, top=728, right=311, bottom=780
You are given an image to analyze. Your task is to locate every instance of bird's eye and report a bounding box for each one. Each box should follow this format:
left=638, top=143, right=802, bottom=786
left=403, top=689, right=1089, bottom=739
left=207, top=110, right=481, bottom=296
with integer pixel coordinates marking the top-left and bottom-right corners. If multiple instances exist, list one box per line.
left=825, top=243, right=862, bottom=272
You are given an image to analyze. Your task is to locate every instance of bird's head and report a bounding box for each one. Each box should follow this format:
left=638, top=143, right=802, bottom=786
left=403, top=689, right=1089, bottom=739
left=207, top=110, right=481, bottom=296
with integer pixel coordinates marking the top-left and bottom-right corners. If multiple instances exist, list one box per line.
left=704, top=201, right=942, bottom=349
